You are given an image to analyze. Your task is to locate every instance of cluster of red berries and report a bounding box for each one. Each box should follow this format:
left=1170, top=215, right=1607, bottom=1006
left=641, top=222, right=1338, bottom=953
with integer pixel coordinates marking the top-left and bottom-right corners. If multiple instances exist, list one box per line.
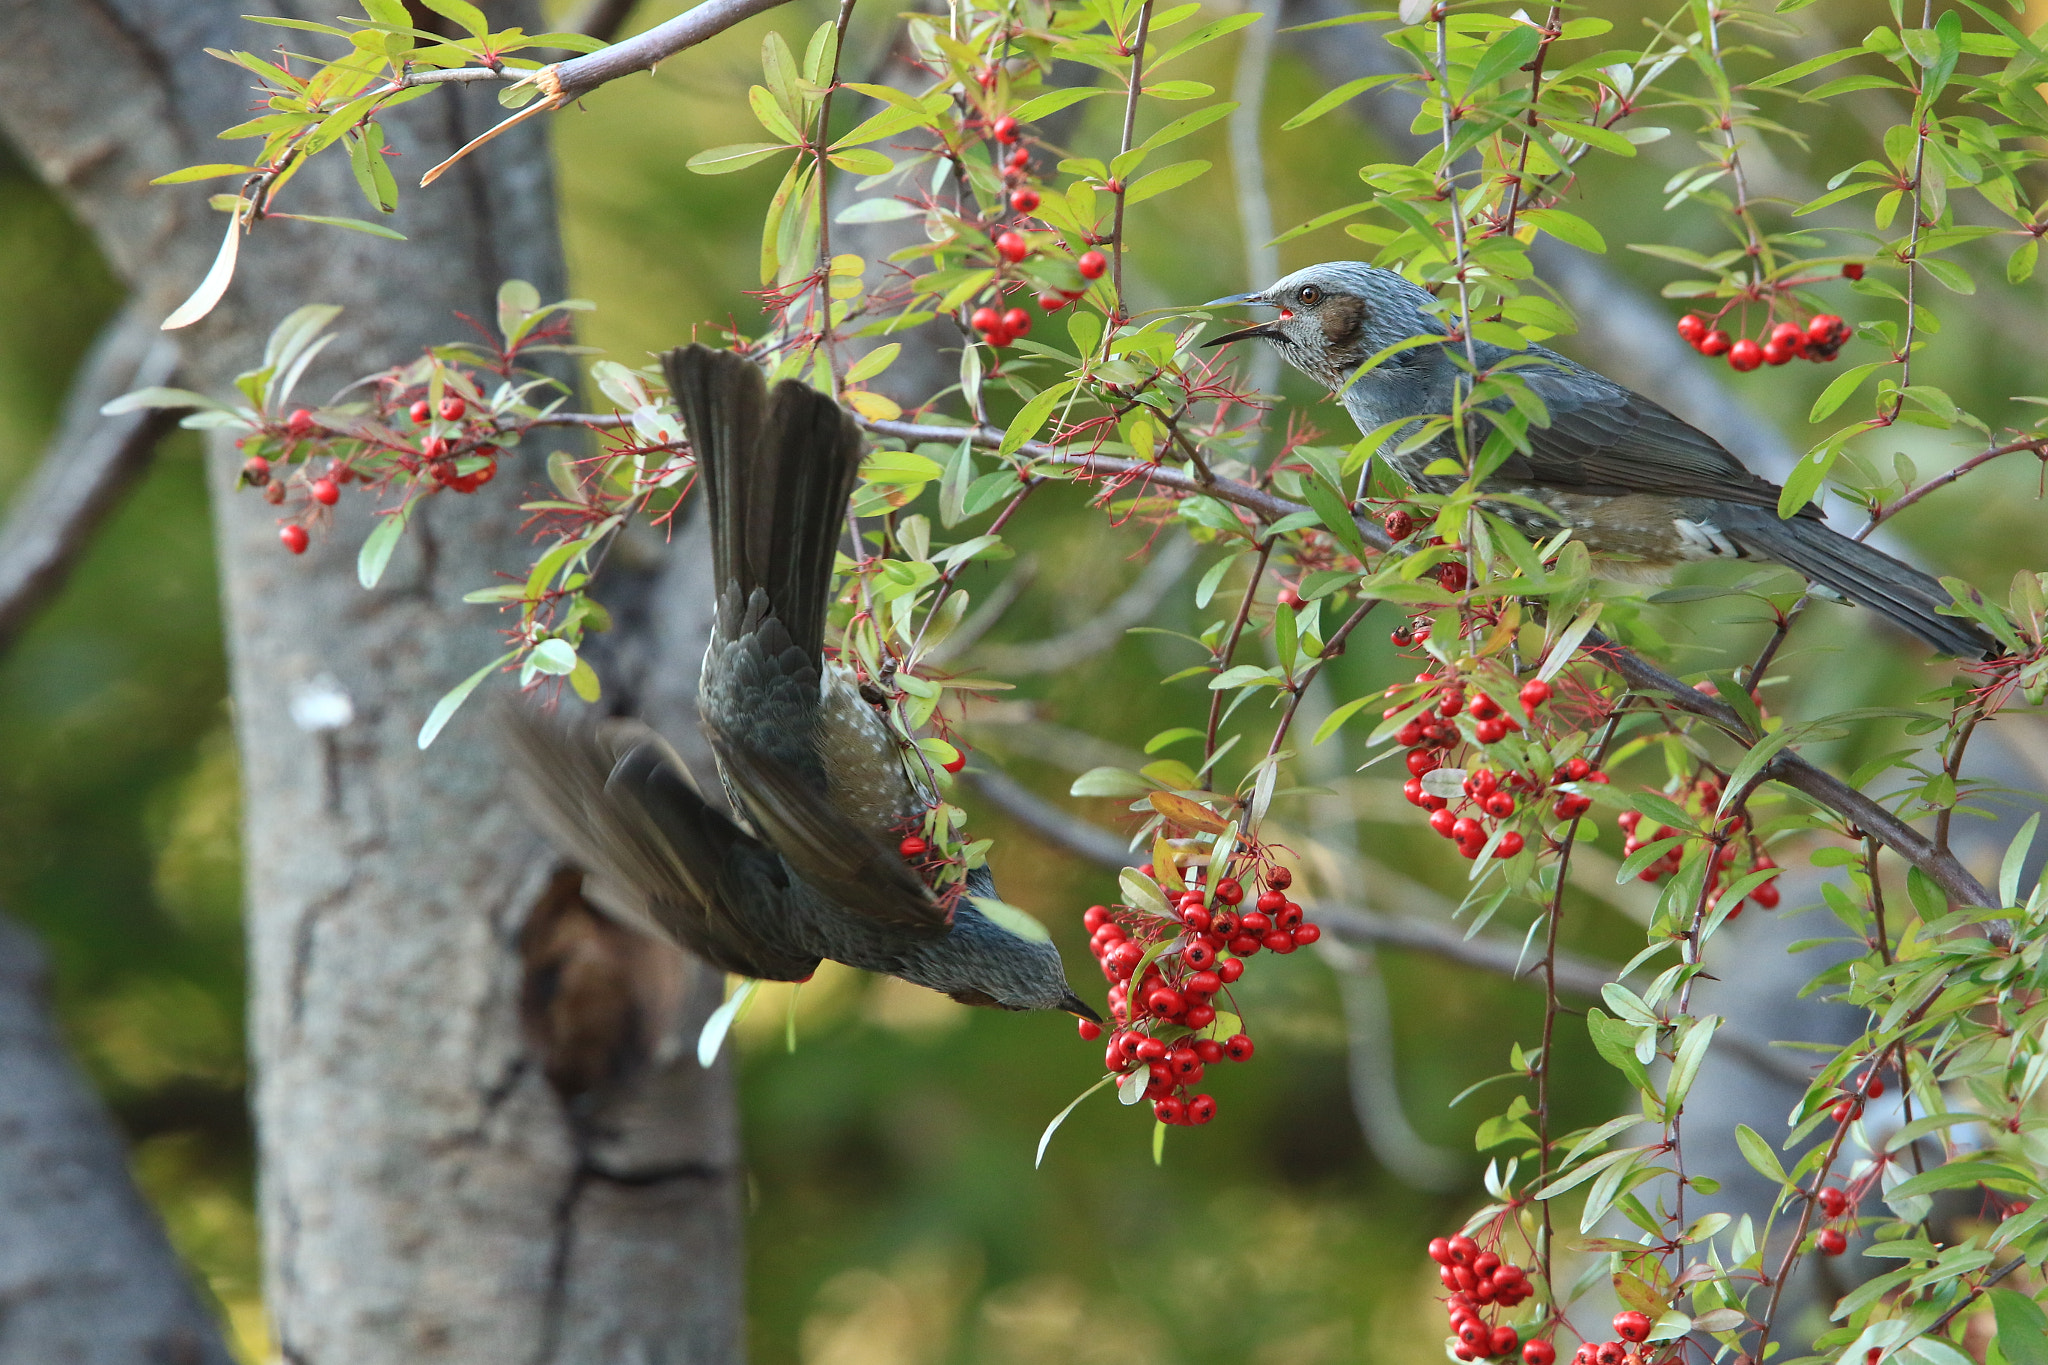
left=1079, top=865, right=1319, bottom=1125
left=1812, top=1182, right=1859, bottom=1256
left=258, top=391, right=499, bottom=555
left=1615, top=783, right=1779, bottom=915
left=1675, top=311, right=1851, bottom=373
left=1431, top=1235, right=1547, bottom=1363
left=1396, top=676, right=1606, bottom=859
left=1570, top=1312, right=1662, bottom=1365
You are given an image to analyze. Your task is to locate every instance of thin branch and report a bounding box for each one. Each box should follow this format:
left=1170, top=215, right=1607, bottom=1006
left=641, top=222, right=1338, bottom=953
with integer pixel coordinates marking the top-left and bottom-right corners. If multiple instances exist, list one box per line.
left=0, top=303, right=181, bottom=659
left=1108, top=0, right=1155, bottom=318
left=854, top=414, right=2000, bottom=912
left=542, top=0, right=798, bottom=102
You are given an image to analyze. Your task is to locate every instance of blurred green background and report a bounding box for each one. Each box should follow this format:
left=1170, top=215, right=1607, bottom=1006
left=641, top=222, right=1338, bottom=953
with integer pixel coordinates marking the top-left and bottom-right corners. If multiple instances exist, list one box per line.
left=2, top=1, right=2041, bottom=1361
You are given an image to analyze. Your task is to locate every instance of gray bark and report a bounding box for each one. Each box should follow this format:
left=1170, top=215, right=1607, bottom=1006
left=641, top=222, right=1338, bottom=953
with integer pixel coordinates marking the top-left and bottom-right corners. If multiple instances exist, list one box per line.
left=0, top=912, right=237, bottom=1365
left=0, top=4, right=743, bottom=1363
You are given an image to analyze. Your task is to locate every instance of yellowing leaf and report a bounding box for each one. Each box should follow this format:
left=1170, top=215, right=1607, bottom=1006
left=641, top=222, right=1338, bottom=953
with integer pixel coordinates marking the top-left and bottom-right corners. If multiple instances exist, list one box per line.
left=1149, top=790, right=1228, bottom=834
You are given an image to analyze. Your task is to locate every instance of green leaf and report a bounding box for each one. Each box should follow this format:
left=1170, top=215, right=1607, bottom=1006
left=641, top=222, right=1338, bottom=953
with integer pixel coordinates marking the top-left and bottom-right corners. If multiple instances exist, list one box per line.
left=151, top=163, right=258, bottom=185
left=1072, top=766, right=1151, bottom=798
left=416, top=649, right=513, bottom=749
left=970, top=896, right=1053, bottom=943
left=347, top=121, right=398, bottom=214
left=1886, top=1160, right=2038, bottom=1201
left=1036, top=1074, right=1116, bottom=1168
left=1011, top=87, right=1112, bottom=122
left=999, top=380, right=1076, bottom=457
left=99, top=386, right=228, bottom=415
left=1520, top=208, right=1606, bottom=254
left=2001, top=812, right=2039, bottom=907
left=1281, top=73, right=1406, bottom=130
left=696, top=978, right=759, bottom=1067
left=2010, top=240, right=2039, bottom=285
left=417, top=0, right=487, bottom=35
left=687, top=142, right=793, bottom=175
left=357, top=505, right=412, bottom=588
left=1464, top=24, right=1542, bottom=97
left=1989, top=1289, right=2048, bottom=1365
left=1809, top=361, right=1886, bottom=423
left=1301, top=474, right=1370, bottom=562
left=266, top=213, right=406, bottom=240
left=844, top=343, right=900, bottom=385
left=1124, top=159, right=1211, bottom=206
left=1136, top=104, right=1235, bottom=156
left=1734, top=1124, right=1789, bottom=1185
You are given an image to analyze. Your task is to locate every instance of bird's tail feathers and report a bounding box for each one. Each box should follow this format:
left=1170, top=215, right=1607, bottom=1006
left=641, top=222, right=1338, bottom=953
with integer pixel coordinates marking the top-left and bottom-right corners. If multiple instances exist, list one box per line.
left=1722, top=509, right=1995, bottom=659
left=663, top=344, right=863, bottom=661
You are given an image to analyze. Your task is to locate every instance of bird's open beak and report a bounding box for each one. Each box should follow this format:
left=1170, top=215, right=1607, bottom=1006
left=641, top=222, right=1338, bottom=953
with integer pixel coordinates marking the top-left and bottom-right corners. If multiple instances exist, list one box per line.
left=1200, top=291, right=1283, bottom=348
left=1060, top=991, right=1104, bottom=1024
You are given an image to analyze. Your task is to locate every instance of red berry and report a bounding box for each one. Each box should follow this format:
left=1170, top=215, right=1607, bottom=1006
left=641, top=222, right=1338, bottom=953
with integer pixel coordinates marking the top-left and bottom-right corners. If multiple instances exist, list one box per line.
left=285, top=408, right=315, bottom=438
left=1037, top=289, right=1068, bottom=312
left=1562, top=757, right=1591, bottom=780
left=1484, top=793, right=1515, bottom=818
left=242, top=455, right=271, bottom=485
left=1153, top=1095, right=1184, bottom=1124
left=409, top=399, right=431, bottom=424
left=970, top=306, right=1000, bottom=334
left=1253, top=889, right=1283, bottom=913
left=1002, top=307, right=1031, bottom=336
left=1842, top=261, right=1865, bottom=280
left=1083, top=905, right=1111, bottom=931
left=1077, top=1018, right=1102, bottom=1040
left=1108, top=942, right=1144, bottom=977
left=1384, top=508, right=1414, bottom=539
left=1135, top=1036, right=1167, bottom=1063
left=1475, top=719, right=1508, bottom=744
left=1237, top=911, right=1270, bottom=937
left=1865, top=1073, right=1886, bottom=1098
left=1183, top=940, right=1216, bottom=970
left=993, top=115, right=1021, bottom=144
left=1451, top=817, right=1482, bottom=844
left=1186, top=1093, right=1216, bottom=1124
left=1469, top=694, right=1500, bottom=721
left=1010, top=188, right=1040, bottom=213
left=1077, top=249, right=1108, bottom=280
left=1223, top=1033, right=1254, bottom=1061
left=1185, top=970, right=1221, bottom=998
left=439, top=396, right=466, bottom=422
left=1430, top=808, right=1458, bottom=837
left=1227, top=933, right=1260, bottom=956
left=1495, top=832, right=1525, bottom=858
left=1438, top=562, right=1469, bottom=592
left=995, top=231, right=1028, bottom=263
left=1407, top=749, right=1439, bottom=777
left=983, top=326, right=1013, bottom=349
left=1212, top=878, right=1242, bottom=906
left=1262, top=930, right=1294, bottom=954
left=421, top=435, right=449, bottom=459
left=310, top=477, right=340, bottom=506
left=1675, top=314, right=1706, bottom=345
left=1728, top=337, right=1764, bottom=371
left=1818, top=1186, right=1849, bottom=1218
left=1809, top=313, right=1846, bottom=344
left=1428, top=1237, right=1453, bottom=1265
left=1770, top=321, right=1806, bottom=353
left=1457, top=1322, right=1487, bottom=1350
left=1524, top=1343, right=1556, bottom=1365
left=1008, top=146, right=1030, bottom=170
left=1146, top=987, right=1183, bottom=1017
left=1217, top=957, right=1244, bottom=984
left=1613, top=1312, right=1650, bottom=1344
left=1595, top=1346, right=1625, bottom=1365
left=1752, top=880, right=1781, bottom=909
left=1194, top=1039, right=1223, bottom=1064
left=279, top=524, right=310, bottom=555
left=1491, top=1326, right=1520, bottom=1357
left=1762, top=339, right=1795, bottom=366
left=1291, top=923, right=1320, bottom=946
left=1181, top=906, right=1212, bottom=934
left=1698, top=329, right=1731, bottom=357
left=1519, top=679, right=1551, bottom=712
left=899, top=835, right=928, bottom=858
left=1831, top=1097, right=1862, bottom=1124
left=1818, top=1228, right=1847, bottom=1255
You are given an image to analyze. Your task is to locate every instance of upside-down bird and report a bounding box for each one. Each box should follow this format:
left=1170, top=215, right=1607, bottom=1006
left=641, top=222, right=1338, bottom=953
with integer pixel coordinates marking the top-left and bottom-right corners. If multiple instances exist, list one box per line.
left=502, top=344, right=1098, bottom=1018
left=1204, top=261, right=1994, bottom=659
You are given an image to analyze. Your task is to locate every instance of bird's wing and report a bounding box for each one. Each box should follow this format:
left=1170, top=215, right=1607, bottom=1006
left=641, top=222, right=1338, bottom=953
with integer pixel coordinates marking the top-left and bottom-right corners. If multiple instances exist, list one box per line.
left=498, top=704, right=821, bottom=981
left=703, top=722, right=951, bottom=935
left=1492, top=377, right=1819, bottom=518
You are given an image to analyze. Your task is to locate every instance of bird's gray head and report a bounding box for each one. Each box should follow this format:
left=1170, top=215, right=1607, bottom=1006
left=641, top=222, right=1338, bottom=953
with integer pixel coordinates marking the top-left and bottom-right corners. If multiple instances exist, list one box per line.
left=1202, top=262, right=1443, bottom=392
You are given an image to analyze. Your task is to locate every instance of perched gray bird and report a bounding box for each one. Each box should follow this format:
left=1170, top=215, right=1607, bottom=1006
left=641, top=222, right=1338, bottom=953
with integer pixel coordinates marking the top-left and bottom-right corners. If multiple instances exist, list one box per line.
left=1205, top=261, right=1995, bottom=658
left=502, top=344, right=1098, bottom=1019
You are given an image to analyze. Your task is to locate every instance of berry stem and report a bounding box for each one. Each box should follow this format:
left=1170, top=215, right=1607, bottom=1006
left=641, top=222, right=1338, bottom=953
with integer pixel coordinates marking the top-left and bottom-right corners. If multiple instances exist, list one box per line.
left=1203, top=536, right=1274, bottom=773
left=1497, top=5, right=1564, bottom=241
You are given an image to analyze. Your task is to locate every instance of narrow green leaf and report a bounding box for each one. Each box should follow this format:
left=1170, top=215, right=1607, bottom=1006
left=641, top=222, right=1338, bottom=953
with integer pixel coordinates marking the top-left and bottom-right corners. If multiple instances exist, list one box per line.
left=267, top=213, right=407, bottom=240
left=1124, top=159, right=1211, bottom=206
left=998, top=380, right=1076, bottom=457
left=1036, top=1074, right=1116, bottom=1168
left=151, top=163, right=258, bottom=185
left=696, top=978, right=760, bottom=1067
left=1520, top=208, right=1607, bottom=254
left=357, top=505, right=411, bottom=588
left=415, top=649, right=513, bottom=749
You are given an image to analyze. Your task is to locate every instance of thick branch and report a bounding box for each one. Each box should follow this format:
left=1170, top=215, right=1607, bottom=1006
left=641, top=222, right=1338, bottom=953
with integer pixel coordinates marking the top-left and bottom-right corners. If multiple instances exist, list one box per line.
left=859, top=416, right=1997, bottom=909
left=0, top=301, right=181, bottom=659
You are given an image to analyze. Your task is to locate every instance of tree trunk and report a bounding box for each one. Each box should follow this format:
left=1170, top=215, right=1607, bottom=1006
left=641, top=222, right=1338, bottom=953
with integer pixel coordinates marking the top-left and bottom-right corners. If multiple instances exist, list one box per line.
left=0, top=4, right=745, bottom=1362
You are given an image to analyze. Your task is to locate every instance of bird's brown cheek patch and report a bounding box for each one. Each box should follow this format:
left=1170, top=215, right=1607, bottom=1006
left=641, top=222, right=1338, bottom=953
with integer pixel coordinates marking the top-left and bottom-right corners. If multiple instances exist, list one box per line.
left=1319, top=294, right=1368, bottom=348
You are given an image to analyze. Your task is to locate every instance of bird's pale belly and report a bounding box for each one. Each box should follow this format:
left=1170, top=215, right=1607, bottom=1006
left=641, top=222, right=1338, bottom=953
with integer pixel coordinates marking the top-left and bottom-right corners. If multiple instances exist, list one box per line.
left=1401, top=471, right=1750, bottom=582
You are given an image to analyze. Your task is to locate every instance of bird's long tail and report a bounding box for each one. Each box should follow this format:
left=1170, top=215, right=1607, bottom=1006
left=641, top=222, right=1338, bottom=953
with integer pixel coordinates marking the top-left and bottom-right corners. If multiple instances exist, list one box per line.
left=1720, top=507, right=1996, bottom=659
left=662, top=344, right=864, bottom=662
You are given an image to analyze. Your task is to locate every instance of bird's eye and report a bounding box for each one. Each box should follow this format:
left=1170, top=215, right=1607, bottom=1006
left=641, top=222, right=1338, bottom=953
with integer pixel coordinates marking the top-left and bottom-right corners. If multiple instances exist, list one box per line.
left=1297, top=285, right=1322, bottom=306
